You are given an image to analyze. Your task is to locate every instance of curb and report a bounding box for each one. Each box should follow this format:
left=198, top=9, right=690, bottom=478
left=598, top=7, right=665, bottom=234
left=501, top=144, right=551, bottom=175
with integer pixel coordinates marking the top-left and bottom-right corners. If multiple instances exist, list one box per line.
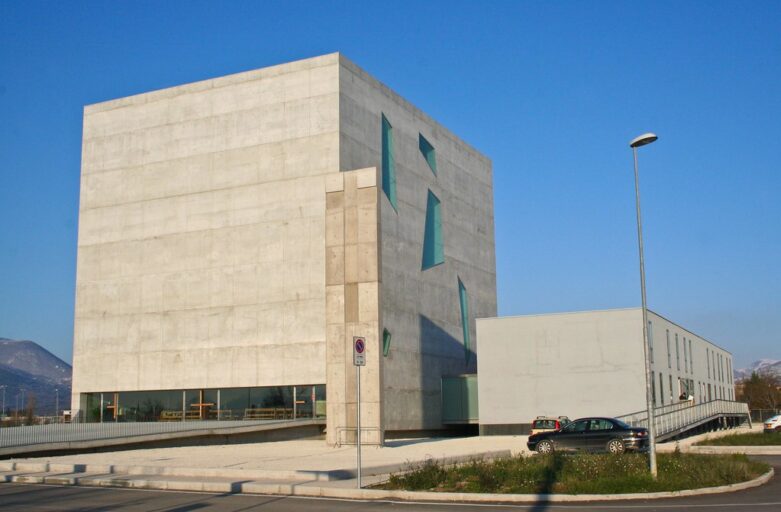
left=244, top=468, right=776, bottom=502
left=3, top=467, right=773, bottom=502
left=656, top=442, right=781, bottom=455
left=685, top=446, right=781, bottom=455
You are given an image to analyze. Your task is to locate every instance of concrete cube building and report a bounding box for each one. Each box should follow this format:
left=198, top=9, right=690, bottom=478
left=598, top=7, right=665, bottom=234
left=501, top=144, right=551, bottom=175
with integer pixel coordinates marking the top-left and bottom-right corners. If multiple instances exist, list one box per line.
left=71, top=53, right=497, bottom=444
left=476, top=308, right=735, bottom=434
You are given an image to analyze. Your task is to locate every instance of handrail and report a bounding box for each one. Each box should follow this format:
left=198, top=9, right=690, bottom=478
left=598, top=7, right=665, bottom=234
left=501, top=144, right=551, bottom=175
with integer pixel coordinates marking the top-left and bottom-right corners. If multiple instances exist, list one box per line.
left=617, top=400, right=750, bottom=439
left=334, top=427, right=383, bottom=447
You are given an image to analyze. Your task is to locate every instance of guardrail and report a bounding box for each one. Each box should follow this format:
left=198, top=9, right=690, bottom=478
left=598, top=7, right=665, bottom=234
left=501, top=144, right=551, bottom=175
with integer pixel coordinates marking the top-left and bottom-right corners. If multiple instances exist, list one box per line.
left=616, top=400, right=750, bottom=440
left=0, top=418, right=317, bottom=450
left=334, top=427, right=383, bottom=447
left=750, top=409, right=780, bottom=423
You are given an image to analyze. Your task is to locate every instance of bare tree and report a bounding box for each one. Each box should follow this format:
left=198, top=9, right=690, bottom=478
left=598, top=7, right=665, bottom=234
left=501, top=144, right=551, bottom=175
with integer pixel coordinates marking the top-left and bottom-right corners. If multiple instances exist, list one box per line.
left=24, top=393, right=37, bottom=426
left=738, top=372, right=781, bottom=410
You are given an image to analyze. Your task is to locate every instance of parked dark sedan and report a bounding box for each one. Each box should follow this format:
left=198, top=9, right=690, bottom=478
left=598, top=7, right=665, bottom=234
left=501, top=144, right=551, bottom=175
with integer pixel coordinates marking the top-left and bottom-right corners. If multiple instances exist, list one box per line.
left=527, top=417, right=649, bottom=454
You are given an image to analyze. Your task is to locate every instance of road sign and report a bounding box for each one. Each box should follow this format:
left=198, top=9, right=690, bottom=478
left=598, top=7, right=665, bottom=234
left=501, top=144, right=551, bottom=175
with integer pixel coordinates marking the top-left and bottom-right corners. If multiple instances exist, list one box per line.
left=353, top=336, right=366, bottom=366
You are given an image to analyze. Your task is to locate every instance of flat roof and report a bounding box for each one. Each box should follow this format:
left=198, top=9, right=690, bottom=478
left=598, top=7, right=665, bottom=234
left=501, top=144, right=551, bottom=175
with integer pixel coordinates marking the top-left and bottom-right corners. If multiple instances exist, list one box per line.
left=477, top=307, right=731, bottom=355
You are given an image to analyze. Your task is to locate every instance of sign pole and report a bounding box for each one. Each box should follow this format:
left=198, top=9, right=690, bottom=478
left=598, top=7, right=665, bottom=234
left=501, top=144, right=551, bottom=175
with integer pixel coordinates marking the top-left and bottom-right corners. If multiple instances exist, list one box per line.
left=356, top=363, right=361, bottom=489
left=353, top=336, right=366, bottom=489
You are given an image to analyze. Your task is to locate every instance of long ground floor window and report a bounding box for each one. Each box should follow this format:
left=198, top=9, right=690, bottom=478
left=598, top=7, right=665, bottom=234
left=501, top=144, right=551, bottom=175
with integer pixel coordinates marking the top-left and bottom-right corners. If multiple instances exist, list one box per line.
left=81, top=384, right=326, bottom=423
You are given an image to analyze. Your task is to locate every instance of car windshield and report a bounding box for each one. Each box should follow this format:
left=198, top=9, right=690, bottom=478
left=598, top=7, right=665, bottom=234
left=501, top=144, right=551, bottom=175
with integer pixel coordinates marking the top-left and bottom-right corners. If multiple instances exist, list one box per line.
left=561, top=420, right=588, bottom=432
left=613, top=419, right=632, bottom=429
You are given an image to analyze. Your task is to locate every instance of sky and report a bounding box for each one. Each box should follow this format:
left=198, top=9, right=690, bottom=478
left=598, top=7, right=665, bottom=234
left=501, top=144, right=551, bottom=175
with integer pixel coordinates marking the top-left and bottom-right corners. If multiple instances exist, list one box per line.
left=1, top=1, right=779, bottom=369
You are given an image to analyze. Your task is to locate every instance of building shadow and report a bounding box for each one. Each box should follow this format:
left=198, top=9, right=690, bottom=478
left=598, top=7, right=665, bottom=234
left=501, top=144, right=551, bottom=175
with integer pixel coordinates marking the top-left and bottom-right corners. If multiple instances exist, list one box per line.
left=418, top=314, right=476, bottom=430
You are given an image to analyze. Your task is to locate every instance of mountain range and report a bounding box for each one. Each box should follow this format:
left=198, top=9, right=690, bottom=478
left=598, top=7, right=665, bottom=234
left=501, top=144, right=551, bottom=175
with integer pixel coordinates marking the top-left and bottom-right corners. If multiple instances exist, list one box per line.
left=0, top=338, right=72, bottom=416
left=733, top=359, right=781, bottom=381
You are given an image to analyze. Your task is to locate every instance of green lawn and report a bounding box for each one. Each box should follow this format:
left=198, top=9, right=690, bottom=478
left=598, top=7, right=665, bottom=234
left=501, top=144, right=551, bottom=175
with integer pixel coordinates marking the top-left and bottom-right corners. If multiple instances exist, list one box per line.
left=696, top=432, right=781, bottom=446
left=377, top=453, right=769, bottom=494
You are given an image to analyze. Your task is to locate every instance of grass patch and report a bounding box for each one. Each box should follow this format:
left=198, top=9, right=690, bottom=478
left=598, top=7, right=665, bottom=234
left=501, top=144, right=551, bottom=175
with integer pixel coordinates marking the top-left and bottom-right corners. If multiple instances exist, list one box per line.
left=377, top=453, right=769, bottom=494
left=696, top=432, right=781, bottom=446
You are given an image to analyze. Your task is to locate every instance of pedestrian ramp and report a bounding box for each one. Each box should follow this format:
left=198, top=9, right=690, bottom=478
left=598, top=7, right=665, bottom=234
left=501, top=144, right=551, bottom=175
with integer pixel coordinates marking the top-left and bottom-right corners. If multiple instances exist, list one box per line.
left=0, top=418, right=325, bottom=458
left=616, top=399, right=750, bottom=442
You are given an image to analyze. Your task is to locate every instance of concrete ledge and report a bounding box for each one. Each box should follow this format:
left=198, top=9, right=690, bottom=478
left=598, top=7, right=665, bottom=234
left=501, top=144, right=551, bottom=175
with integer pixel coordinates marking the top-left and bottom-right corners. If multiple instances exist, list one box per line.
left=0, top=420, right=324, bottom=458
left=685, top=446, right=781, bottom=455
left=239, top=468, right=775, bottom=502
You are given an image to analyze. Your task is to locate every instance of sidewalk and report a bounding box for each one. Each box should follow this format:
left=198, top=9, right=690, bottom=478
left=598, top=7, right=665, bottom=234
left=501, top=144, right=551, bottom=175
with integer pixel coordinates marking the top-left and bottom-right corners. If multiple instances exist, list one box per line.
left=2, top=431, right=776, bottom=502
left=1, top=435, right=529, bottom=486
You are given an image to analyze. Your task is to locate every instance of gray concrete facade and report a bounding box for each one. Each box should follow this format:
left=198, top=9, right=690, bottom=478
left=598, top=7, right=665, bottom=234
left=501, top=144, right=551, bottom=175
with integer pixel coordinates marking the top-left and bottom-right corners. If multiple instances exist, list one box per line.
left=71, top=53, right=496, bottom=443
left=476, top=308, right=734, bottom=434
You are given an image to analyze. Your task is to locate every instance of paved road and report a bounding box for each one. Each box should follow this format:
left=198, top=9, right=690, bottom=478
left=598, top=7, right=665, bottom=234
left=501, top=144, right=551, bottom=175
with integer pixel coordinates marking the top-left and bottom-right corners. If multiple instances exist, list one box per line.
left=1, top=456, right=779, bottom=512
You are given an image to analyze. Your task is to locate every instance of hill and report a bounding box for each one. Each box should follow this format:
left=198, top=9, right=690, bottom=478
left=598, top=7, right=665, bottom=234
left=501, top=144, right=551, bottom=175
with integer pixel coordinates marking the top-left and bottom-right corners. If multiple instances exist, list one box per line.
left=734, top=359, right=781, bottom=381
left=0, top=338, right=72, bottom=416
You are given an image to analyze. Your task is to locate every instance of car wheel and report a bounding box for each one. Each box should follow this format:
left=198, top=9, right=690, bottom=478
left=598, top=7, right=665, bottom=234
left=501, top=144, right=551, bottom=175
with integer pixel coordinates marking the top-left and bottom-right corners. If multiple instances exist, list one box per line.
left=607, top=439, right=625, bottom=454
left=537, top=440, right=554, bottom=454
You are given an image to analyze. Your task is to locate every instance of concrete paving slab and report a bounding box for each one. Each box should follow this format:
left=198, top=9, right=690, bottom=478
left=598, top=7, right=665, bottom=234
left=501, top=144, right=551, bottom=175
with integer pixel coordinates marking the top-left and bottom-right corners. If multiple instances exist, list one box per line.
left=6, top=436, right=529, bottom=480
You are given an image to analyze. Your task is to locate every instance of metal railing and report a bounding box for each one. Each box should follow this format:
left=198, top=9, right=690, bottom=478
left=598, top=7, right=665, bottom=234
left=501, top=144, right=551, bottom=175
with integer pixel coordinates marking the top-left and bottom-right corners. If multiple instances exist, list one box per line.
left=0, top=418, right=317, bottom=450
left=617, top=399, right=750, bottom=439
left=334, top=427, right=383, bottom=447
left=750, top=409, right=780, bottom=423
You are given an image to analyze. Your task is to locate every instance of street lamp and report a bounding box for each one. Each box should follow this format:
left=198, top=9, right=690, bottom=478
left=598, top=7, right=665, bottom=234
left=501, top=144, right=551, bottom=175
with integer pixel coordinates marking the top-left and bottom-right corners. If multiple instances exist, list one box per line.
left=0, top=385, right=6, bottom=418
left=630, top=132, right=659, bottom=478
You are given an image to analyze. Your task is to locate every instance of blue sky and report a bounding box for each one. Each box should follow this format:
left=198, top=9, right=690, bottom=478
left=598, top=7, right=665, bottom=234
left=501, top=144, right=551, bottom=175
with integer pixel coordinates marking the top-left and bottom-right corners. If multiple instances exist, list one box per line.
left=1, top=1, right=779, bottom=369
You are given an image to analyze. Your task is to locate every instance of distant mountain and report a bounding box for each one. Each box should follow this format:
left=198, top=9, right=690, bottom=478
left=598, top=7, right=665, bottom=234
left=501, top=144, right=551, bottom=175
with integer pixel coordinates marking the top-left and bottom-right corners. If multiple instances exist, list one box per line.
left=734, top=359, right=781, bottom=381
left=0, top=338, right=72, bottom=416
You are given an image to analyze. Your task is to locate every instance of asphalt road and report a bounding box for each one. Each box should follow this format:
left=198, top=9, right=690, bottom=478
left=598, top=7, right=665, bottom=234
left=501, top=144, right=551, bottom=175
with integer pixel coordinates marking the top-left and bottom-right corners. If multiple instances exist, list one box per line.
left=1, top=456, right=779, bottom=512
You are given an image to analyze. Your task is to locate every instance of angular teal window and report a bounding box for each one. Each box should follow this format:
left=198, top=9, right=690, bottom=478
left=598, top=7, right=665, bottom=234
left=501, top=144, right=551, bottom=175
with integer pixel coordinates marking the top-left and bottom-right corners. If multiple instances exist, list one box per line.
left=381, top=114, right=397, bottom=210
left=421, top=190, right=444, bottom=269
left=419, top=134, right=436, bottom=175
left=458, top=278, right=471, bottom=364
left=383, top=328, right=392, bottom=357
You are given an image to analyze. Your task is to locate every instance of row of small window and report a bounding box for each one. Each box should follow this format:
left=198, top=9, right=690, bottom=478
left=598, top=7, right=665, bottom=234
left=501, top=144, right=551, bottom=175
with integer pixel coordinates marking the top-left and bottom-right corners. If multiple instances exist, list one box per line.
left=381, top=277, right=472, bottom=364
left=650, top=372, right=734, bottom=406
left=647, top=322, right=731, bottom=383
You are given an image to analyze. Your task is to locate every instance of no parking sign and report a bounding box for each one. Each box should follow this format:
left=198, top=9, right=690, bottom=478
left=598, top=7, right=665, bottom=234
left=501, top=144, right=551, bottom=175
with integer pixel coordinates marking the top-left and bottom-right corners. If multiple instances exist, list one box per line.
left=353, top=337, right=366, bottom=366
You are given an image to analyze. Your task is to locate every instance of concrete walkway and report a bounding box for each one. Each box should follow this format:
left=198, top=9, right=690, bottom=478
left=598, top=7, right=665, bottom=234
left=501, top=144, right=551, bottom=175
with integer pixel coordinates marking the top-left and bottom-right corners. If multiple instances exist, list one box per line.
left=2, top=435, right=529, bottom=484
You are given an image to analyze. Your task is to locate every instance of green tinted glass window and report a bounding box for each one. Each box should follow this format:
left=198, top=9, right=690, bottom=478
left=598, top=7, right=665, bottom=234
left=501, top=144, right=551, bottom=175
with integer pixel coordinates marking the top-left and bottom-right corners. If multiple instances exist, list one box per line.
left=422, top=190, right=444, bottom=269
left=419, top=134, right=436, bottom=175
left=381, top=114, right=397, bottom=210
left=458, top=277, right=471, bottom=364
left=383, top=328, right=392, bottom=357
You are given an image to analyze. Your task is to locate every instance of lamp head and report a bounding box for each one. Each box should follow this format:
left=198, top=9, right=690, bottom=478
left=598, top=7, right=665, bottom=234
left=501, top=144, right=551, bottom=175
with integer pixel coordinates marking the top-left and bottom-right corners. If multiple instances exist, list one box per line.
left=630, top=133, right=658, bottom=148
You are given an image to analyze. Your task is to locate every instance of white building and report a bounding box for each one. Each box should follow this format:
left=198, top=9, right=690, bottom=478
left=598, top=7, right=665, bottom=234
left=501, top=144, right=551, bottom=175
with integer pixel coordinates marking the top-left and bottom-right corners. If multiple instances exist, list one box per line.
left=476, top=308, right=735, bottom=434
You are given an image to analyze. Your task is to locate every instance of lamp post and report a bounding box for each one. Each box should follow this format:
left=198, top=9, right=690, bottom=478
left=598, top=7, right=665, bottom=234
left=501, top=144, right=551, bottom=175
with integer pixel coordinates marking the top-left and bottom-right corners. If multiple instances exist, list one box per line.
left=0, top=385, right=6, bottom=418
left=55, top=388, right=59, bottom=423
left=630, top=132, right=659, bottom=478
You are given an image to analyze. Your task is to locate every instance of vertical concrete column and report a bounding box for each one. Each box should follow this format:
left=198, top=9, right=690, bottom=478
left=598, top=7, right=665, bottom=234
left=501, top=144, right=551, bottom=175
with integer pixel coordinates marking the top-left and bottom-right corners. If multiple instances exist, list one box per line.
left=325, top=167, right=383, bottom=446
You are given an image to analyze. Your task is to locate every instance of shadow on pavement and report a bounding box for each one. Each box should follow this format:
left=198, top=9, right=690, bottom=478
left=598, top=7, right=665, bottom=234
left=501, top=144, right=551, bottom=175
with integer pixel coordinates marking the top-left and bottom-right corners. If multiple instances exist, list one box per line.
left=530, top=454, right=564, bottom=512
